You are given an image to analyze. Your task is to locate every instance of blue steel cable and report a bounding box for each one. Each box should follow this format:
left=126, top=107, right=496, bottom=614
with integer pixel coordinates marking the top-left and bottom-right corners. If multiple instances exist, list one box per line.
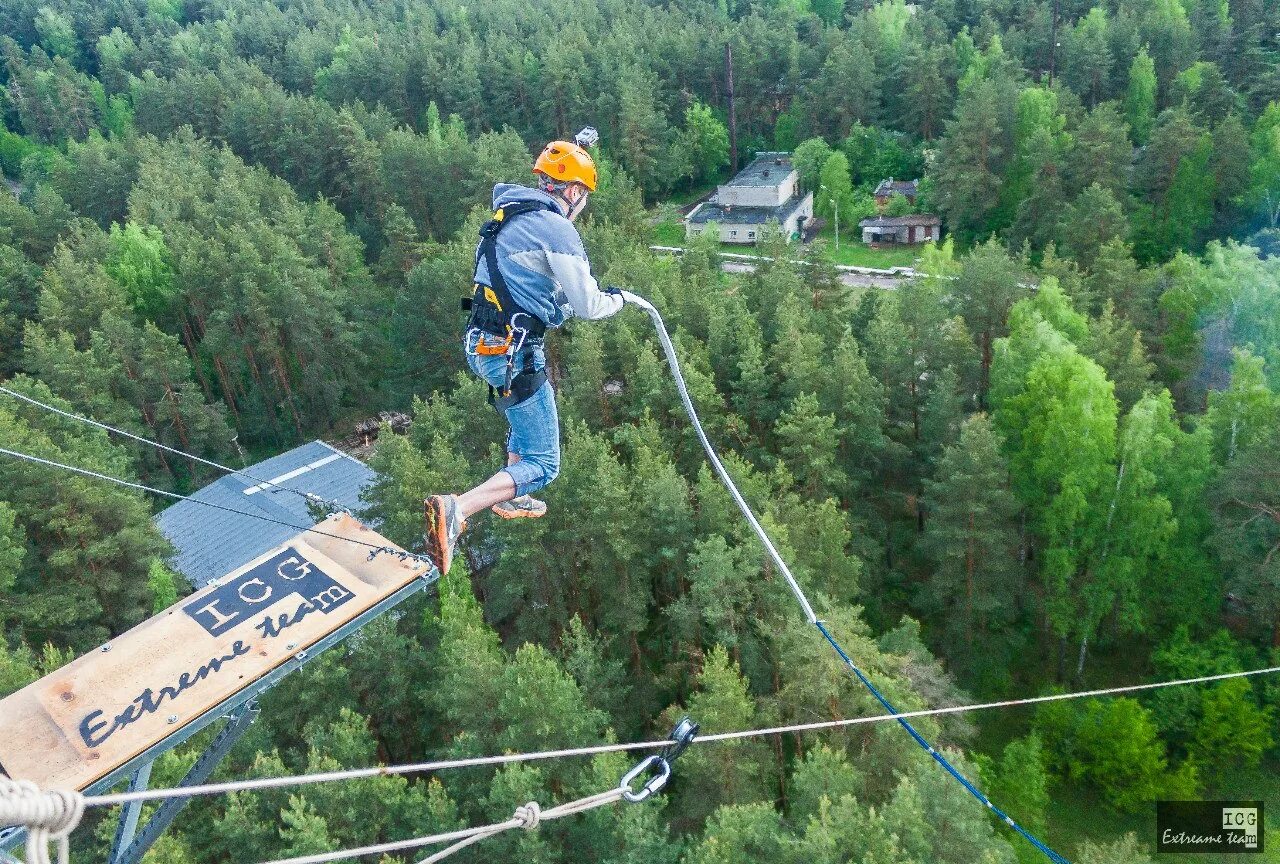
left=619, top=290, right=1071, bottom=864
left=816, top=622, right=1070, bottom=863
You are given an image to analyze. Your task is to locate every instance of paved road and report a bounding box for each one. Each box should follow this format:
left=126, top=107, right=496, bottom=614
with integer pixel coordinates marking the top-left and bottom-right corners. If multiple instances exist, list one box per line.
left=719, top=259, right=906, bottom=290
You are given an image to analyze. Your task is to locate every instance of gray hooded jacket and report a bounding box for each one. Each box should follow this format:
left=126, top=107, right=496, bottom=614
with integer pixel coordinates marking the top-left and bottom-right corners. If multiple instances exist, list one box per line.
left=474, top=183, right=624, bottom=329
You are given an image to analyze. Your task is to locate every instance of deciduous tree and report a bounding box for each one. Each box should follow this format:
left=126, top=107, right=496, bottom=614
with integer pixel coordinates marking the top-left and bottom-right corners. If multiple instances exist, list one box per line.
left=1125, top=47, right=1157, bottom=145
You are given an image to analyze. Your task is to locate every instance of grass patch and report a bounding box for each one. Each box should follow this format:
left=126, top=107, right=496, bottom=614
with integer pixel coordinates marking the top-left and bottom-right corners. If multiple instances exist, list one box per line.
left=652, top=220, right=685, bottom=246
left=1041, top=763, right=1280, bottom=862
left=647, top=219, right=924, bottom=272
left=1042, top=777, right=1148, bottom=858
left=809, top=225, right=921, bottom=268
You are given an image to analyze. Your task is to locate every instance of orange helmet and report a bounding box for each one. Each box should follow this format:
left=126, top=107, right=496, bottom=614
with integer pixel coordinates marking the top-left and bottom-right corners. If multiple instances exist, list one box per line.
left=533, top=140, right=597, bottom=192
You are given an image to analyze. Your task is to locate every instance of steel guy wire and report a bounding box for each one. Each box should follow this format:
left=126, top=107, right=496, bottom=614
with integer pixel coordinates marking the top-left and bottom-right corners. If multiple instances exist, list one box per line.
left=0, top=446, right=430, bottom=567
left=78, top=663, right=1280, bottom=808
left=0, top=384, right=346, bottom=511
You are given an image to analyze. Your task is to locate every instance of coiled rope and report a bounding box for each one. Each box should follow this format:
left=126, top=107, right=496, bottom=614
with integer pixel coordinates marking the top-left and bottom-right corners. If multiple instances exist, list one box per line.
left=0, top=780, right=84, bottom=864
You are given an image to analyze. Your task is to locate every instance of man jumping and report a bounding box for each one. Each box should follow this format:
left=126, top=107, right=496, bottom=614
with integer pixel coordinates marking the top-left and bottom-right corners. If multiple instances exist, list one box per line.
left=423, top=131, right=624, bottom=575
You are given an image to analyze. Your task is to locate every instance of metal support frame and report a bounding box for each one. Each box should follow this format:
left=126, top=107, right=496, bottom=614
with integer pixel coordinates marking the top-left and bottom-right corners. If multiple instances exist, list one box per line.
left=111, top=702, right=260, bottom=864
left=108, top=760, right=154, bottom=862
left=0, top=565, right=439, bottom=855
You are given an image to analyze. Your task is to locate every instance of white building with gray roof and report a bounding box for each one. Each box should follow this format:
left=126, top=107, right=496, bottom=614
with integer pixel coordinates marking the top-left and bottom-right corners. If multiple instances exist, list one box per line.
left=685, top=152, right=813, bottom=245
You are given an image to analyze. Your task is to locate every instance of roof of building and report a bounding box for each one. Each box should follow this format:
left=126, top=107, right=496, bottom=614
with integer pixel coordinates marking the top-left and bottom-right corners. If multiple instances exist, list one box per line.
left=874, top=178, right=920, bottom=198
left=859, top=214, right=941, bottom=228
left=154, top=440, right=376, bottom=586
left=687, top=191, right=812, bottom=226
left=724, top=152, right=796, bottom=188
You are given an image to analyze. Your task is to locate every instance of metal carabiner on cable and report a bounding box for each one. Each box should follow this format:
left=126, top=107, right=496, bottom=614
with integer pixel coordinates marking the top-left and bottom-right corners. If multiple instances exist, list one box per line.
left=617, top=716, right=697, bottom=804
left=620, top=755, right=671, bottom=803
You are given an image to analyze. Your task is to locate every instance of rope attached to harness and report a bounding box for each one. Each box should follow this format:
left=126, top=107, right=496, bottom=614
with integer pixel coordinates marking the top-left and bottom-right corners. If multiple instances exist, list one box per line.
left=620, top=290, right=1072, bottom=864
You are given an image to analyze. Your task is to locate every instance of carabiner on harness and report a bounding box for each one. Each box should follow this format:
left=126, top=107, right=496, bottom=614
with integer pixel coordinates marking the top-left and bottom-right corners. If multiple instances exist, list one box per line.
left=501, top=314, right=535, bottom=386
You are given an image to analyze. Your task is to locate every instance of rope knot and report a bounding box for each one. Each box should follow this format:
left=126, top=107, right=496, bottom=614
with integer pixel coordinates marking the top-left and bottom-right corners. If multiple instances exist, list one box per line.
left=0, top=779, right=85, bottom=864
left=513, top=800, right=541, bottom=830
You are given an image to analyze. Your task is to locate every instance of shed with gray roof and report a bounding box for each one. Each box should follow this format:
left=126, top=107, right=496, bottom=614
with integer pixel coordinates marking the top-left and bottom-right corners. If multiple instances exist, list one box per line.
left=859, top=214, right=941, bottom=246
left=873, top=178, right=920, bottom=206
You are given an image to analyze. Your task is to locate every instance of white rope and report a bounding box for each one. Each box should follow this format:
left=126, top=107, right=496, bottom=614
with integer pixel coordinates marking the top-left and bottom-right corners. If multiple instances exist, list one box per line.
left=0, top=780, right=85, bottom=864
left=254, top=787, right=626, bottom=864
left=617, top=290, right=819, bottom=622
left=84, top=741, right=664, bottom=807
left=79, top=663, right=1280, bottom=808
left=0, top=385, right=340, bottom=510
left=0, top=446, right=430, bottom=567
left=418, top=789, right=624, bottom=864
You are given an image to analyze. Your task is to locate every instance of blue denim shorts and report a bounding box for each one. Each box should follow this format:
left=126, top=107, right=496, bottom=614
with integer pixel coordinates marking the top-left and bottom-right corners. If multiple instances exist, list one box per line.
left=464, top=338, right=560, bottom=496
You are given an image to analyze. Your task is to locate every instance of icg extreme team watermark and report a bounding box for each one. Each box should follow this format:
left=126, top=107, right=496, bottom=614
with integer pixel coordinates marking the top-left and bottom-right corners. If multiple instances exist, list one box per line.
left=1157, top=801, right=1265, bottom=853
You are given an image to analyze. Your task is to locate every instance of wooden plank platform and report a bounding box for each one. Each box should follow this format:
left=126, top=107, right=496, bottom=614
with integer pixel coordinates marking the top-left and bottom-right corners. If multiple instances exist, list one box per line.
left=0, top=514, right=430, bottom=791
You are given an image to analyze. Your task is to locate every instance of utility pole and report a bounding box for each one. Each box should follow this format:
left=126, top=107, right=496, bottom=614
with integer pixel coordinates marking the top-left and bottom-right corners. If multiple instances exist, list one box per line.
left=725, top=42, right=738, bottom=173
left=1047, top=0, right=1060, bottom=85
left=820, top=185, right=839, bottom=252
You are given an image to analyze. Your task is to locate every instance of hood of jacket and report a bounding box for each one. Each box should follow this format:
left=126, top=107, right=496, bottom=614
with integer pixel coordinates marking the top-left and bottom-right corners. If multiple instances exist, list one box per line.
left=491, top=183, right=566, bottom=215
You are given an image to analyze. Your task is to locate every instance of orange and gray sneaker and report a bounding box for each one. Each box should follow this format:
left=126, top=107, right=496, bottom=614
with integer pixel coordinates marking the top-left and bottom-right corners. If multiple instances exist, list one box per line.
left=491, top=495, right=547, bottom=519
left=423, top=494, right=466, bottom=574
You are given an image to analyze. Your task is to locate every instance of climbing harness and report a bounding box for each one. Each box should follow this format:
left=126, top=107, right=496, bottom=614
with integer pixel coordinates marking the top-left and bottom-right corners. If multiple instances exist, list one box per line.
left=462, top=201, right=553, bottom=414
left=618, top=290, right=1072, bottom=864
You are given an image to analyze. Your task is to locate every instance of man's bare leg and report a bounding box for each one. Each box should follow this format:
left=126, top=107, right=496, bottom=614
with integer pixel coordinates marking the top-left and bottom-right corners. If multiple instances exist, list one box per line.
left=456, top=464, right=517, bottom=519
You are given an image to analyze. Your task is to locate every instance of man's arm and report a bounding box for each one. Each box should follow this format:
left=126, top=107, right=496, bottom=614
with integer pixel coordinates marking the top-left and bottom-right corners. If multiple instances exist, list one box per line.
left=541, top=250, right=624, bottom=320
left=507, top=214, right=623, bottom=321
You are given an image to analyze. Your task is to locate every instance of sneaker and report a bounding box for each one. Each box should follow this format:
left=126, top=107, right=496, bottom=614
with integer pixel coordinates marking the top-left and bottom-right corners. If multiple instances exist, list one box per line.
left=491, top=495, right=548, bottom=519
left=423, top=494, right=466, bottom=574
